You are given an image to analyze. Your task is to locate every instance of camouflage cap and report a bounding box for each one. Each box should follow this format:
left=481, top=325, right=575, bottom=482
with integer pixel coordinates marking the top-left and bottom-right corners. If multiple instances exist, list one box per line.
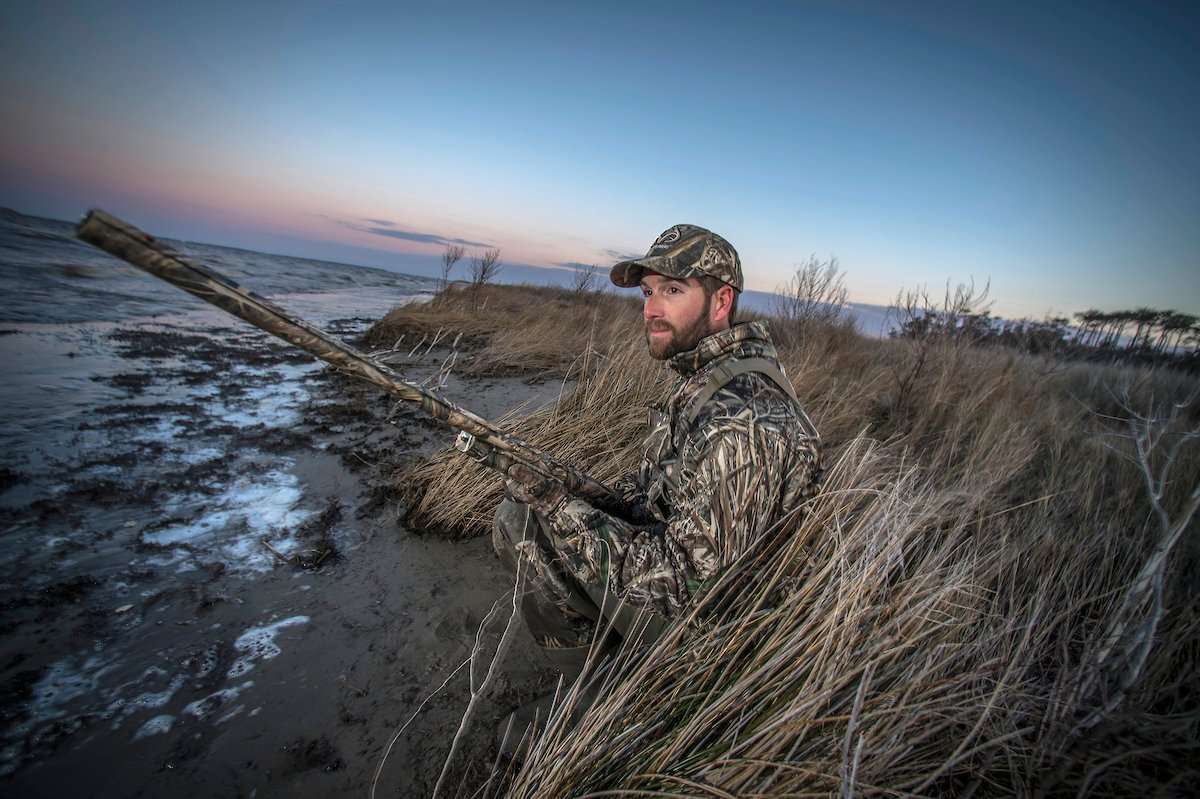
left=610, top=224, right=743, bottom=292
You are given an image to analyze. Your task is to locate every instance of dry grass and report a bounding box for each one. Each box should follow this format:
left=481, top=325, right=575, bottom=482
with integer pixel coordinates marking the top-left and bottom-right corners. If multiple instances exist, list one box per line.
left=374, top=288, right=1200, bottom=795
left=400, top=332, right=669, bottom=538
left=364, top=283, right=641, bottom=378
left=499, top=432, right=1198, bottom=797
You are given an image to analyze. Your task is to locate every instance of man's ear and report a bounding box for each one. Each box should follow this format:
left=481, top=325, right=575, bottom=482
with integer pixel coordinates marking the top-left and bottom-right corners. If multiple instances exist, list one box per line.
left=711, top=284, right=735, bottom=325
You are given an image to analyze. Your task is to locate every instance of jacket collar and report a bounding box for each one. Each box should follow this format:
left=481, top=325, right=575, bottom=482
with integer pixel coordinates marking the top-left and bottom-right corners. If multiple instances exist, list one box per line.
left=667, top=320, right=775, bottom=377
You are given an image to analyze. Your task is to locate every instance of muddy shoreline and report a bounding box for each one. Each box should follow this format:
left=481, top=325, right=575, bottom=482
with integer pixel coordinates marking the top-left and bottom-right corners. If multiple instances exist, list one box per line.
left=0, top=308, right=561, bottom=797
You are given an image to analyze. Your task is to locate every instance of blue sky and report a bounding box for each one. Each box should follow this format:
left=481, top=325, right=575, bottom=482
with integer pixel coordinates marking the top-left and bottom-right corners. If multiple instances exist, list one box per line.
left=2, top=0, right=1196, bottom=318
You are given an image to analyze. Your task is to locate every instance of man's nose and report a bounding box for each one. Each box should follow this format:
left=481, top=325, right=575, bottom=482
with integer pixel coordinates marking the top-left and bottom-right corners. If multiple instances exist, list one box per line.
left=643, top=295, right=662, bottom=320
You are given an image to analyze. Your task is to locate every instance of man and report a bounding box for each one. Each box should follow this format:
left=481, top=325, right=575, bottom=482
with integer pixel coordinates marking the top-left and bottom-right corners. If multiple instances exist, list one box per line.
left=494, top=224, right=822, bottom=679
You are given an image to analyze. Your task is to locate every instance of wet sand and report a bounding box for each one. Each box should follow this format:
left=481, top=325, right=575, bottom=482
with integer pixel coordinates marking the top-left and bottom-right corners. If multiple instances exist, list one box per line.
left=0, top=305, right=562, bottom=797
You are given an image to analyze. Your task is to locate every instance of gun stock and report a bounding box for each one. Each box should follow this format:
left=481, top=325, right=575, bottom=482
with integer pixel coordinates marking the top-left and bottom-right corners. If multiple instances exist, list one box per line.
left=76, top=209, right=619, bottom=509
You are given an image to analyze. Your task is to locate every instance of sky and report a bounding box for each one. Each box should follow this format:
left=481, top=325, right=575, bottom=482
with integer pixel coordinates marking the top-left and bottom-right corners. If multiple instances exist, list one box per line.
left=2, top=0, right=1197, bottom=319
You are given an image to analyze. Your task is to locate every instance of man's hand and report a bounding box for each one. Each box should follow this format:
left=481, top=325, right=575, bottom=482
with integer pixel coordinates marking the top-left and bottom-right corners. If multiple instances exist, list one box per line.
left=504, top=463, right=568, bottom=514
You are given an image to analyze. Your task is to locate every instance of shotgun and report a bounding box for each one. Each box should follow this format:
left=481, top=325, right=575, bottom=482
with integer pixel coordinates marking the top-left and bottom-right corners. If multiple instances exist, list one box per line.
left=76, top=209, right=620, bottom=509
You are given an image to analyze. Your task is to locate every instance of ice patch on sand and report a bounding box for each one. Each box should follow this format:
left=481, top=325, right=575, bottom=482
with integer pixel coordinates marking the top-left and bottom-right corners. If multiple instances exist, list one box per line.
left=145, top=548, right=191, bottom=567
left=228, top=616, right=310, bottom=678
left=0, top=652, right=118, bottom=776
left=180, top=445, right=224, bottom=464
left=141, top=467, right=310, bottom=571
left=133, top=714, right=174, bottom=741
left=125, top=361, right=318, bottom=453
left=133, top=414, right=188, bottom=446
left=208, top=362, right=321, bottom=428
left=184, top=681, right=254, bottom=720
left=194, top=643, right=220, bottom=679
left=31, top=654, right=113, bottom=722
left=128, top=679, right=183, bottom=711
left=107, top=669, right=186, bottom=728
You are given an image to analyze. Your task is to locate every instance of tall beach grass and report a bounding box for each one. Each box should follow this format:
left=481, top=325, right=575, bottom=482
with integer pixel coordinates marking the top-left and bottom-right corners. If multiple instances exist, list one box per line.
left=369, top=285, right=1199, bottom=795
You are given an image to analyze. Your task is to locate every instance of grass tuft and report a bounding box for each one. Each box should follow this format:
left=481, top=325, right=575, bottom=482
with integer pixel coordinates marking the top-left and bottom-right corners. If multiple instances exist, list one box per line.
left=364, top=283, right=641, bottom=378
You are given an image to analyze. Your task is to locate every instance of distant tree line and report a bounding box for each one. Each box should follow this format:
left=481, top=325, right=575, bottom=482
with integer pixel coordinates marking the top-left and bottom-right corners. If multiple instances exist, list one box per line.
left=1071, top=308, right=1197, bottom=356
left=890, top=288, right=1199, bottom=372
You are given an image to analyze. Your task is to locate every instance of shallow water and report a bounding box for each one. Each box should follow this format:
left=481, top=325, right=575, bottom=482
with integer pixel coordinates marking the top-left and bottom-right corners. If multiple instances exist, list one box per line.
left=0, top=209, right=439, bottom=778
left=0, top=208, right=425, bottom=324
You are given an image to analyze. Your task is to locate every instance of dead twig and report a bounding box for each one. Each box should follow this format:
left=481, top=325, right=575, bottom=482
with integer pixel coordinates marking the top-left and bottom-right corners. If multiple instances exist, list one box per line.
left=1071, top=389, right=1200, bottom=734
left=408, top=334, right=429, bottom=358
left=370, top=515, right=526, bottom=799
left=432, top=552, right=524, bottom=798
left=260, top=537, right=291, bottom=564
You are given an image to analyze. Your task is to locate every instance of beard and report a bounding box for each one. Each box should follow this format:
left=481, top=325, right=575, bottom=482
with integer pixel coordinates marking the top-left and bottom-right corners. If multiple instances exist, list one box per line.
left=645, top=300, right=715, bottom=361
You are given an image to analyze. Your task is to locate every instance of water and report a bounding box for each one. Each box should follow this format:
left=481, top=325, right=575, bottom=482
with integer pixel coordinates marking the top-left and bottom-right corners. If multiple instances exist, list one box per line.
left=0, top=208, right=431, bottom=324
left=0, top=208, right=436, bottom=776
left=0, top=208, right=432, bottom=521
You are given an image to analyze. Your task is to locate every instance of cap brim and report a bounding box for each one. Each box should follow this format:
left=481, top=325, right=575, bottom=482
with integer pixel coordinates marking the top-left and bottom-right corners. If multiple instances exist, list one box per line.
left=609, top=259, right=645, bottom=287
left=609, top=255, right=684, bottom=287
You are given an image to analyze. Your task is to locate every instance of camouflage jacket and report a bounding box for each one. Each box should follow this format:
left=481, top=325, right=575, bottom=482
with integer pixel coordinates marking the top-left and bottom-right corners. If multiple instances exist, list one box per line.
left=538, top=321, right=822, bottom=618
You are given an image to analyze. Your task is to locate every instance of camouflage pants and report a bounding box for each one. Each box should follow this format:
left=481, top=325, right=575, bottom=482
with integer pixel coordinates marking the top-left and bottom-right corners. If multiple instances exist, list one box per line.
left=492, top=499, right=669, bottom=680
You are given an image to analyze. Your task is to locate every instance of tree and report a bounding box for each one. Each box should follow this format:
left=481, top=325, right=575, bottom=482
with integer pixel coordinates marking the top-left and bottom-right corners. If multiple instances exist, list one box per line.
left=572, top=264, right=598, bottom=296
left=771, top=255, right=849, bottom=328
left=1128, top=307, right=1159, bottom=351
left=439, top=243, right=465, bottom=295
left=469, top=248, right=502, bottom=309
left=886, top=280, right=991, bottom=418
left=1099, top=311, right=1129, bottom=349
left=890, top=279, right=991, bottom=343
left=1185, top=325, right=1200, bottom=354
left=1160, top=313, right=1198, bottom=355
left=1070, top=306, right=1197, bottom=365
left=1074, top=309, right=1101, bottom=346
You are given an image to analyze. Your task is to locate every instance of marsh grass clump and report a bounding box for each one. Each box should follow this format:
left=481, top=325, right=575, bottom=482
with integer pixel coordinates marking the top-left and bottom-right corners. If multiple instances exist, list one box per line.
left=385, top=285, right=1200, bottom=794
left=364, top=283, right=641, bottom=378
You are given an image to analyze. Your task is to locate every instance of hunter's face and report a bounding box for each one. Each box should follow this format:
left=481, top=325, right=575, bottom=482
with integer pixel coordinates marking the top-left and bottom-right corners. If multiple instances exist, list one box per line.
left=640, top=274, right=717, bottom=360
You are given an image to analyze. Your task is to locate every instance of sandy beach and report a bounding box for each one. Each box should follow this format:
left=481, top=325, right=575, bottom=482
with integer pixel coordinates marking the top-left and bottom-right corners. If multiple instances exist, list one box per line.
left=0, top=213, right=560, bottom=796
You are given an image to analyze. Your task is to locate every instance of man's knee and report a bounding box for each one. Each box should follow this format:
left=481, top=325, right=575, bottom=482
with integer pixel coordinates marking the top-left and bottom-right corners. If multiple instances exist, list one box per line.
left=492, top=498, right=532, bottom=563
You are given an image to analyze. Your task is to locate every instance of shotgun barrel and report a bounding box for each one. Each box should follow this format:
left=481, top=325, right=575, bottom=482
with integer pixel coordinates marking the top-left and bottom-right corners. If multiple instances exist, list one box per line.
left=76, top=209, right=619, bottom=508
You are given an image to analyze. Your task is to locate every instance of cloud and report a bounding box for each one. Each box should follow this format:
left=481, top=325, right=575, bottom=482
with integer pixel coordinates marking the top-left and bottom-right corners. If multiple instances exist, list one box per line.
left=360, top=226, right=492, bottom=248
left=602, top=248, right=642, bottom=262
left=558, top=262, right=605, bottom=274
left=339, top=219, right=492, bottom=249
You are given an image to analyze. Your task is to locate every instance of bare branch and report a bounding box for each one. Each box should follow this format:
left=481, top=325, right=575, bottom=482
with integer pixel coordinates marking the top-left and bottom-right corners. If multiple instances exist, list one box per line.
left=771, top=254, right=848, bottom=328
left=470, top=248, right=503, bottom=310
left=572, top=264, right=598, bottom=295
left=439, top=243, right=465, bottom=295
left=1071, top=392, right=1200, bottom=733
left=471, top=248, right=503, bottom=287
